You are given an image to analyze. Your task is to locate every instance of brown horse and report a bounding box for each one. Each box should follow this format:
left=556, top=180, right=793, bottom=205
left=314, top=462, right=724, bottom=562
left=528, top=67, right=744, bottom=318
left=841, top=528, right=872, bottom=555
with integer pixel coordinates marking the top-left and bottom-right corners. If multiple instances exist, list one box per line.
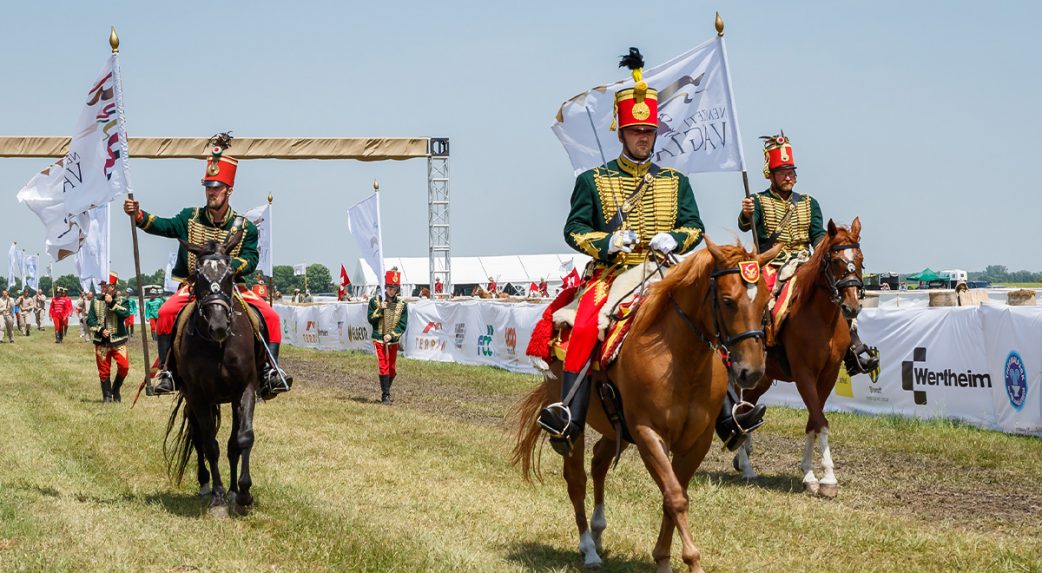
left=513, top=239, right=780, bottom=573
left=473, top=286, right=510, bottom=299
left=734, top=218, right=866, bottom=498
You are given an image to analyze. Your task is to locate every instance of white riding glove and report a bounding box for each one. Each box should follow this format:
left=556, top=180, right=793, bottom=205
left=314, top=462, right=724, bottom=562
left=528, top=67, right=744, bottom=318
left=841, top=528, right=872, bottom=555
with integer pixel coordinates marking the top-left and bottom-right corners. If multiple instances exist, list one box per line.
left=607, top=230, right=638, bottom=254
left=649, top=232, right=678, bottom=254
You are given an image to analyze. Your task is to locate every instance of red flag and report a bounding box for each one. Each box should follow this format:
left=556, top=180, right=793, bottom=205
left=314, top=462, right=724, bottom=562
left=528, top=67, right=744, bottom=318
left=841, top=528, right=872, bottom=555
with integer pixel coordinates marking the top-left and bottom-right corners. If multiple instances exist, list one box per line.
left=562, top=268, right=580, bottom=288
left=340, top=265, right=351, bottom=287
left=529, top=281, right=539, bottom=293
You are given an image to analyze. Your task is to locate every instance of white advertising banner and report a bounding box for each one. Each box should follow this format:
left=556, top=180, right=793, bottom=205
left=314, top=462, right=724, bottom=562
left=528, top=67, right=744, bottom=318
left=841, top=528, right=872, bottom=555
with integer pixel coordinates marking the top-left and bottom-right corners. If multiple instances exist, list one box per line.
left=276, top=301, right=1040, bottom=436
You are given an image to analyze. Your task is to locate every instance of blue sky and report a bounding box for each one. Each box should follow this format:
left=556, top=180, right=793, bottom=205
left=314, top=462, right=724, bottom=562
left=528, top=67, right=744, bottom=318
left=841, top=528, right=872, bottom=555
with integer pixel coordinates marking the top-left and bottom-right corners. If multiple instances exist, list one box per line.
left=0, top=1, right=1038, bottom=281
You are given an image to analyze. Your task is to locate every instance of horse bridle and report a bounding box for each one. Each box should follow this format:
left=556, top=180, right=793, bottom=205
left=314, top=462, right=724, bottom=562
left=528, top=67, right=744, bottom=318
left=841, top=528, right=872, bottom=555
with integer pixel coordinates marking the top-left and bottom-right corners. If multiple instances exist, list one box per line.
left=669, top=265, right=768, bottom=369
left=192, top=256, right=235, bottom=343
left=821, top=242, right=865, bottom=304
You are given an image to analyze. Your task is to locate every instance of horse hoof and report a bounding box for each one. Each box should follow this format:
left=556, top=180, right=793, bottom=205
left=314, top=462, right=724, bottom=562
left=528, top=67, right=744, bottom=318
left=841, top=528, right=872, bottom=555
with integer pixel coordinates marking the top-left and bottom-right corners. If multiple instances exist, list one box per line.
left=818, top=483, right=839, bottom=499
left=732, top=455, right=741, bottom=473
left=803, top=480, right=820, bottom=495
left=198, top=483, right=212, bottom=497
left=209, top=504, right=229, bottom=519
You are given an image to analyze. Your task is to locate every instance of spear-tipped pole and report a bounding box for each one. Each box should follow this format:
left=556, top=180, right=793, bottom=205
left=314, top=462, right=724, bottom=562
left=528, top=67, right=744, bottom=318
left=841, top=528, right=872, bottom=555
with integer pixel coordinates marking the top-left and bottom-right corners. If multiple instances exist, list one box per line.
left=110, top=26, right=153, bottom=405
left=267, top=193, right=275, bottom=305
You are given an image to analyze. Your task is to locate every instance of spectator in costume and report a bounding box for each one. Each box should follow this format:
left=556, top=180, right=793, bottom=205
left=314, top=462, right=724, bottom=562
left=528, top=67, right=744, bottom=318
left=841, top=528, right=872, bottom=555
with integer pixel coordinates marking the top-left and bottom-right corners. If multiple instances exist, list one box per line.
left=367, top=270, right=408, bottom=405
left=86, top=277, right=131, bottom=403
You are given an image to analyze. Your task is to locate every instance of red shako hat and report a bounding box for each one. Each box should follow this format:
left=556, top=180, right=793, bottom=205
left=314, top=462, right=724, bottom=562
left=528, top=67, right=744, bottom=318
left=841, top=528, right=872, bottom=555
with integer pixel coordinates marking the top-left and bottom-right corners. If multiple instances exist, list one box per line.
left=612, top=48, right=658, bottom=131
left=202, top=132, right=237, bottom=188
left=761, top=131, right=796, bottom=178
left=385, top=270, right=401, bottom=286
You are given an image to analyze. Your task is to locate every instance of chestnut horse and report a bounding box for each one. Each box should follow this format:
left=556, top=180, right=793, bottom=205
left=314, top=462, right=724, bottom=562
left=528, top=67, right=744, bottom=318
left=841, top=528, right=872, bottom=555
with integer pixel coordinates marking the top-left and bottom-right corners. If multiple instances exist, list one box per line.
left=734, top=218, right=866, bottom=498
left=513, top=239, right=780, bottom=573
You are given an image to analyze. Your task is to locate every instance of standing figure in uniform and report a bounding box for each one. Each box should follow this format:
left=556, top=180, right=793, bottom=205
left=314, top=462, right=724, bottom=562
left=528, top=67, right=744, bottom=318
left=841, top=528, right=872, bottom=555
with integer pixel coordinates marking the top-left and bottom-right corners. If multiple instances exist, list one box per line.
left=144, top=291, right=163, bottom=341
left=537, top=48, right=765, bottom=456
left=122, top=134, right=292, bottom=399
left=367, top=270, right=408, bottom=405
left=49, top=287, right=72, bottom=343
left=739, top=133, right=878, bottom=374
left=486, top=277, right=497, bottom=295
left=123, top=287, right=137, bottom=337
left=17, top=289, right=34, bottom=336
left=0, top=291, right=15, bottom=343
left=86, top=277, right=131, bottom=403
left=33, top=289, right=46, bottom=331
left=251, top=273, right=269, bottom=300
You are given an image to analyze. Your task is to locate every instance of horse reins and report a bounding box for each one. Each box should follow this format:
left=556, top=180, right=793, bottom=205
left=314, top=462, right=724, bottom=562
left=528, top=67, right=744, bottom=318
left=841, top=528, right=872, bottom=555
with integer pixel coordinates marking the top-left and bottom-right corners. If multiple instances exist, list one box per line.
left=669, top=265, right=767, bottom=370
left=192, top=257, right=235, bottom=344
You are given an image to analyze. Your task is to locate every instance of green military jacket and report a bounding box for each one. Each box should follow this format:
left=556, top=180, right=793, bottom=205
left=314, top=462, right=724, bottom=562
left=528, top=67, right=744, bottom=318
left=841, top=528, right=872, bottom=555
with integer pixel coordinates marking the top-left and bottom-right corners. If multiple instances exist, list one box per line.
left=738, top=188, right=826, bottom=266
left=144, top=297, right=164, bottom=320
left=136, top=206, right=258, bottom=283
left=564, top=154, right=704, bottom=266
left=86, top=296, right=132, bottom=346
left=367, top=295, right=408, bottom=344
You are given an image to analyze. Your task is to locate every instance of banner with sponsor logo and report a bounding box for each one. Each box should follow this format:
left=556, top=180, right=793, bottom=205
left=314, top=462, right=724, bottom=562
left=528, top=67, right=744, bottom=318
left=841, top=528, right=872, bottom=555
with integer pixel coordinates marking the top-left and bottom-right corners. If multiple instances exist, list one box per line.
left=275, top=302, right=1040, bottom=436
left=552, top=35, right=745, bottom=176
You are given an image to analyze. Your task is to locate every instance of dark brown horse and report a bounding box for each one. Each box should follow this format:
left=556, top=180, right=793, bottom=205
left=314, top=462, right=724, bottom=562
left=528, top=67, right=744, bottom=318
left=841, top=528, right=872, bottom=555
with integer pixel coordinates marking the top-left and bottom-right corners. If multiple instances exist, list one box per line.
left=734, top=218, right=866, bottom=498
left=513, top=239, right=780, bottom=573
left=164, top=231, right=265, bottom=515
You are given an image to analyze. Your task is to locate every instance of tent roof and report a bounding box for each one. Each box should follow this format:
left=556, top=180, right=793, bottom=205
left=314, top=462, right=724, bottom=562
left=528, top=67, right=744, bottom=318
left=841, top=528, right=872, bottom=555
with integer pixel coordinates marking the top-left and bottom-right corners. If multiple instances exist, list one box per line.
left=907, top=268, right=943, bottom=282
left=357, top=253, right=591, bottom=286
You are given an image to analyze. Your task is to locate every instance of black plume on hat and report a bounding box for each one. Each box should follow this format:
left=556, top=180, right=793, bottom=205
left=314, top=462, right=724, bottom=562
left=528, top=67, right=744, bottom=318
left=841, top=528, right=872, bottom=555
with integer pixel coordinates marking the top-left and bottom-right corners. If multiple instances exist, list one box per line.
left=208, top=132, right=234, bottom=151
left=619, top=47, right=644, bottom=70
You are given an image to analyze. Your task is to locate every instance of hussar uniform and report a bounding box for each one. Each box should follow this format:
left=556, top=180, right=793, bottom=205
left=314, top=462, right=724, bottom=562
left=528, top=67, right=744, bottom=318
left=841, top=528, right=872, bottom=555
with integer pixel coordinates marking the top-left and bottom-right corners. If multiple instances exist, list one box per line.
left=133, top=137, right=291, bottom=398
left=49, top=288, right=73, bottom=343
left=86, top=278, right=131, bottom=403
left=738, top=134, right=825, bottom=293
left=537, top=49, right=706, bottom=456
left=367, top=270, right=408, bottom=404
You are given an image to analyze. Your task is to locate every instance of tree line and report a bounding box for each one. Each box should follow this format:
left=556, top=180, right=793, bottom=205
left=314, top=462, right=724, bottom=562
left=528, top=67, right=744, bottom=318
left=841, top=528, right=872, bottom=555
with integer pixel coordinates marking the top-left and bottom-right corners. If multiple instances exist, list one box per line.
left=969, top=265, right=1042, bottom=284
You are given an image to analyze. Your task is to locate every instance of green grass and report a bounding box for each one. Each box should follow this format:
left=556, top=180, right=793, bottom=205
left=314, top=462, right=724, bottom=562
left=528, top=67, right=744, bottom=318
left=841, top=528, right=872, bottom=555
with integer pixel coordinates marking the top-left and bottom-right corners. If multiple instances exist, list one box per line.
left=0, top=331, right=1039, bottom=572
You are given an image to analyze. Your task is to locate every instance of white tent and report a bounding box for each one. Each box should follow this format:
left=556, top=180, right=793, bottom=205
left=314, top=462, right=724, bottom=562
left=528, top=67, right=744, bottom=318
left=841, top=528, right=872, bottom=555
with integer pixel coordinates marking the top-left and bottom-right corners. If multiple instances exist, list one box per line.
left=357, top=253, right=592, bottom=287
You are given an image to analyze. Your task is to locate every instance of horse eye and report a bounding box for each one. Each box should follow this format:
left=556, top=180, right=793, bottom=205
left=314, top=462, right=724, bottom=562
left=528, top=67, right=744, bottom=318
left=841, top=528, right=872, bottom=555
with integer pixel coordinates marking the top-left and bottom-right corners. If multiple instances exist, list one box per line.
left=722, top=297, right=737, bottom=309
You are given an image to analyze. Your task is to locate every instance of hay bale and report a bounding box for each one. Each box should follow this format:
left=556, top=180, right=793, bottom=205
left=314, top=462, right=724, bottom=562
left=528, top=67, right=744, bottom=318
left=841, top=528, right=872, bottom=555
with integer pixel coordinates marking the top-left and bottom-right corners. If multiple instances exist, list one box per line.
left=1007, top=289, right=1037, bottom=306
left=929, top=291, right=957, bottom=307
left=957, top=289, right=989, bottom=306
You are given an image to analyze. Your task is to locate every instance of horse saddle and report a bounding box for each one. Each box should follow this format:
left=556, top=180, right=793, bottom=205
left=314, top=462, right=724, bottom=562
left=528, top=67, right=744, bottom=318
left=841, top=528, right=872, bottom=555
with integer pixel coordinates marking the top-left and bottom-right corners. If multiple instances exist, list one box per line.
left=170, top=294, right=266, bottom=366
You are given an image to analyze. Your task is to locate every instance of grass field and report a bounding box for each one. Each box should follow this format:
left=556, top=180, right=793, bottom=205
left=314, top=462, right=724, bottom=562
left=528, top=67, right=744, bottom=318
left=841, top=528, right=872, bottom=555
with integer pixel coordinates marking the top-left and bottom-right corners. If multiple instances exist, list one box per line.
left=0, top=329, right=1040, bottom=572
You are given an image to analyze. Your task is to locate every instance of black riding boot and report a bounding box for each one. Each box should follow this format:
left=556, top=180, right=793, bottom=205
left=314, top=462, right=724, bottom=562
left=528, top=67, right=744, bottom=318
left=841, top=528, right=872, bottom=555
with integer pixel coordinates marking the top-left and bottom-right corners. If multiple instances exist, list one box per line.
left=111, top=372, right=125, bottom=403
left=153, top=333, right=177, bottom=395
left=260, top=342, right=293, bottom=400
left=715, top=389, right=767, bottom=451
left=538, top=371, right=592, bottom=457
left=843, top=326, right=880, bottom=375
left=380, top=375, right=392, bottom=405
left=100, top=378, right=113, bottom=403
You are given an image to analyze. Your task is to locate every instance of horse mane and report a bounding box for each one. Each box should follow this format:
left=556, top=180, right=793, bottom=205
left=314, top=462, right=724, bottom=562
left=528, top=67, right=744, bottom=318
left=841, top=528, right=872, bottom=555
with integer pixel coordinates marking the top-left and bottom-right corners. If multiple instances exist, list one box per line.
left=630, top=243, right=748, bottom=337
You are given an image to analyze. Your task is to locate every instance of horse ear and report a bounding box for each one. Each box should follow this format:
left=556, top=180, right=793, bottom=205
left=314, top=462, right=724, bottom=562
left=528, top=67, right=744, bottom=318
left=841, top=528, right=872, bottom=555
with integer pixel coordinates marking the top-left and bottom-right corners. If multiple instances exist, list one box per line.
left=827, top=219, right=838, bottom=238
left=757, top=243, right=783, bottom=267
left=851, top=216, right=861, bottom=238
left=704, top=234, right=723, bottom=261
left=221, top=228, right=244, bottom=256
left=180, top=239, right=206, bottom=257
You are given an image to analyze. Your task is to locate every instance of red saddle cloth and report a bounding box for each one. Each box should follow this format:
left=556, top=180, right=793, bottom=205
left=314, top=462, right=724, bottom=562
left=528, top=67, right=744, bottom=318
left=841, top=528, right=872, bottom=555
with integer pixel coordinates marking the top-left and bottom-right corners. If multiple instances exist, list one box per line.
left=771, top=275, right=799, bottom=334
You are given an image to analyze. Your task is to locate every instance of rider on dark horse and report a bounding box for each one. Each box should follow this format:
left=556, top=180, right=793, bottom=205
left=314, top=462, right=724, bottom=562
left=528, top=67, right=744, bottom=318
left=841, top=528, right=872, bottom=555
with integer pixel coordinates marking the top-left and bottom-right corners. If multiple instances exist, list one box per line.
left=122, top=134, right=292, bottom=400
left=536, top=48, right=766, bottom=456
left=739, top=133, right=879, bottom=376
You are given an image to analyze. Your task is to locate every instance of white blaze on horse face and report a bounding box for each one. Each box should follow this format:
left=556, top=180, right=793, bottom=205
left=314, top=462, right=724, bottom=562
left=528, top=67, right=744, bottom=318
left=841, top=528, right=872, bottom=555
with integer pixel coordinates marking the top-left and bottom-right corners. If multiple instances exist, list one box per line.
left=746, top=282, right=757, bottom=302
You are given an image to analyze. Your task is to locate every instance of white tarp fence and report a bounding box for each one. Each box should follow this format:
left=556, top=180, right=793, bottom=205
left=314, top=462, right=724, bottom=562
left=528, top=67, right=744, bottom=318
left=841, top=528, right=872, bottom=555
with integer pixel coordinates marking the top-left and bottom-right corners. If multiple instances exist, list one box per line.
left=357, top=253, right=592, bottom=287
left=275, top=302, right=1042, bottom=436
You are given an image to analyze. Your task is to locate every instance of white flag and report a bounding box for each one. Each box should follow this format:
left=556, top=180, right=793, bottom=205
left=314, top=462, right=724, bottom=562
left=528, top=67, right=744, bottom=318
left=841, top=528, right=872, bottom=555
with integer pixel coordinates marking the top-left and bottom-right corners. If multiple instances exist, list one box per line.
left=347, top=193, right=385, bottom=291
left=243, top=202, right=273, bottom=276
left=7, top=243, right=19, bottom=287
left=558, top=257, right=575, bottom=275
left=17, top=53, right=131, bottom=259
left=75, top=204, right=110, bottom=293
left=24, top=255, right=39, bottom=291
left=164, top=250, right=179, bottom=294
left=552, top=36, right=746, bottom=175
left=292, top=264, right=306, bottom=276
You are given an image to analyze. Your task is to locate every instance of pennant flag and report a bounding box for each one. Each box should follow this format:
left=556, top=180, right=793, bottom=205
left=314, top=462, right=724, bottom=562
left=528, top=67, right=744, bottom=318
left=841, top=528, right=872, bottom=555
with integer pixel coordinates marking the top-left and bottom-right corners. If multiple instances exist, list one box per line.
left=17, top=52, right=132, bottom=260
left=24, top=254, right=39, bottom=291
left=292, top=263, right=307, bottom=276
left=75, top=204, right=110, bottom=294
left=529, top=281, right=539, bottom=293
left=562, top=268, right=581, bottom=289
left=347, top=193, right=385, bottom=291
left=552, top=36, right=746, bottom=176
left=163, top=250, right=179, bottom=294
left=243, top=202, right=273, bottom=276
left=340, top=264, right=351, bottom=287
left=7, top=243, right=20, bottom=287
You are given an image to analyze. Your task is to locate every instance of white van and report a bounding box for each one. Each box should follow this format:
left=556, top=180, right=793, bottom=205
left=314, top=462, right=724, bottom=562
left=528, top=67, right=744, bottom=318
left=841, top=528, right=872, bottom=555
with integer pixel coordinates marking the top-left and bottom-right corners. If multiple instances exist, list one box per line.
left=940, top=269, right=968, bottom=289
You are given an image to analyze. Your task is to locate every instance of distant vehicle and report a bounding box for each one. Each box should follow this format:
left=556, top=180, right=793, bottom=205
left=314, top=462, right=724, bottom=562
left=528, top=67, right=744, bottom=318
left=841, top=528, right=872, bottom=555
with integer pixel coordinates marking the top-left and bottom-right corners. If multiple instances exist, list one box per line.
left=940, top=269, right=968, bottom=289
left=866, top=272, right=900, bottom=291
left=141, top=284, right=163, bottom=297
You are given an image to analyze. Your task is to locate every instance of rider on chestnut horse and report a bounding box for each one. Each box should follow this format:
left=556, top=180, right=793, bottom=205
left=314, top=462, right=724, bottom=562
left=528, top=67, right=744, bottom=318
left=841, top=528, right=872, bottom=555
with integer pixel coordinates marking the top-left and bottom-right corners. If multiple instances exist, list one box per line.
left=536, top=48, right=766, bottom=456
left=739, top=132, right=879, bottom=375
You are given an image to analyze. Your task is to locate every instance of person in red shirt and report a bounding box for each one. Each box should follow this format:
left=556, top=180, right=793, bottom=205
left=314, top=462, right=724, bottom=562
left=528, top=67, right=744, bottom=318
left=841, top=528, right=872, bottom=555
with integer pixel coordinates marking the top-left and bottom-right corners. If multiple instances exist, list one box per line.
left=487, top=277, right=497, bottom=294
left=434, top=277, right=444, bottom=295
left=49, top=287, right=73, bottom=343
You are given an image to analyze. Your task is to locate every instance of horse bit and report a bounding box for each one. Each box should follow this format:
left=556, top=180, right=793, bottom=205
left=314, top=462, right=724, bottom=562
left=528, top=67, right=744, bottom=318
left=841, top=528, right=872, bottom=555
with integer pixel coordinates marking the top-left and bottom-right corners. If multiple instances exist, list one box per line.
left=821, top=242, right=865, bottom=304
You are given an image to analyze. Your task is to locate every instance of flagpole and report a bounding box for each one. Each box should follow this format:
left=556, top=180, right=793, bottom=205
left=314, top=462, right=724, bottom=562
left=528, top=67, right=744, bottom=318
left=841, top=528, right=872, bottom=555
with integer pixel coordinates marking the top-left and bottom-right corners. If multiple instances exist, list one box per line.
left=109, top=28, right=153, bottom=400
left=267, top=193, right=275, bottom=306
left=715, top=12, right=760, bottom=253
left=374, top=179, right=386, bottom=293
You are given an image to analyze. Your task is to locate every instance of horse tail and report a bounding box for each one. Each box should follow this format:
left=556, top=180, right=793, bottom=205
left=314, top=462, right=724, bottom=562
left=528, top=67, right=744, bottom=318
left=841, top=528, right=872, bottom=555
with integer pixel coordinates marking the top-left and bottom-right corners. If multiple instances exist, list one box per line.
left=163, top=394, right=193, bottom=486
left=509, top=378, right=554, bottom=483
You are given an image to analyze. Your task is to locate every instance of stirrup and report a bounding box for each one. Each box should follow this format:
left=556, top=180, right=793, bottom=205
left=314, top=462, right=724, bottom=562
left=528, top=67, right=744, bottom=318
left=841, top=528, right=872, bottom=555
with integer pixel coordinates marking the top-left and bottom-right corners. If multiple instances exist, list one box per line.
left=731, top=400, right=766, bottom=435
left=153, top=372, right=177, bottom=396
left=537, top=402, right=572, bottom=437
